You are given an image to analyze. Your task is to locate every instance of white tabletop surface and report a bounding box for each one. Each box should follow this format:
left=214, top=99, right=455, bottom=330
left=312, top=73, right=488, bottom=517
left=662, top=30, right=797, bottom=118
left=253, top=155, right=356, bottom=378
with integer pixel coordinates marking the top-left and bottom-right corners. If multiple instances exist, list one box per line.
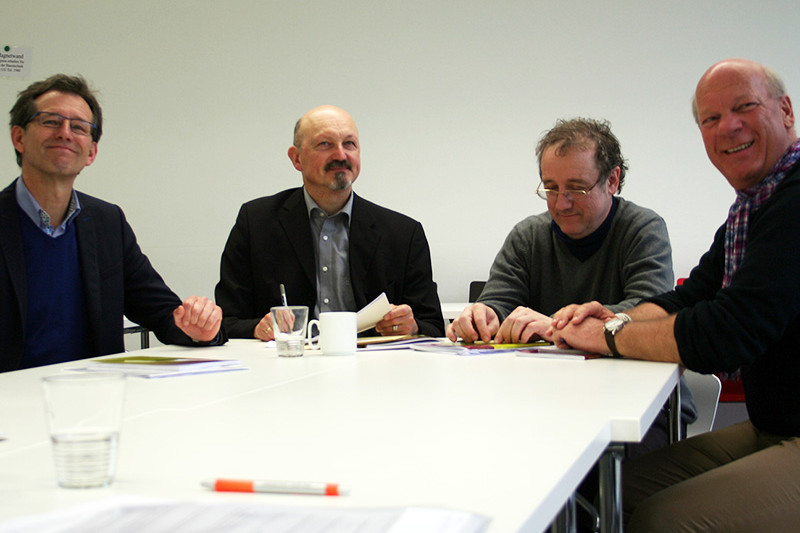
left=0, top=339, right=678, bottom=532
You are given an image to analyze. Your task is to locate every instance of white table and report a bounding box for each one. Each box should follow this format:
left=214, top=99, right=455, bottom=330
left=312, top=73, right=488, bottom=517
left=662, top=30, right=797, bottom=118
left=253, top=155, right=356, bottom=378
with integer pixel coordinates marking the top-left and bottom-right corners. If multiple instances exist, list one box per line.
left=0, top=340, right=678, bottom=532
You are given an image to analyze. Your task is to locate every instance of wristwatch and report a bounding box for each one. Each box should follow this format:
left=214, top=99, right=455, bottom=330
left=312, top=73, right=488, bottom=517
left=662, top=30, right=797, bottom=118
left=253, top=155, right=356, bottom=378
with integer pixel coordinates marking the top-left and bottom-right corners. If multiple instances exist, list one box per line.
left=603, top=313, right=631, bottom=358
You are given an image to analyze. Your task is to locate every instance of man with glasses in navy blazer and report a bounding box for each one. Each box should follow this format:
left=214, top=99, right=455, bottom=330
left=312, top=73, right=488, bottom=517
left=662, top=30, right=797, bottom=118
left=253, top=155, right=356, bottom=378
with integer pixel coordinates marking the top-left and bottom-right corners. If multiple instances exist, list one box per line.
left=0, top=74, right=225, bottom=372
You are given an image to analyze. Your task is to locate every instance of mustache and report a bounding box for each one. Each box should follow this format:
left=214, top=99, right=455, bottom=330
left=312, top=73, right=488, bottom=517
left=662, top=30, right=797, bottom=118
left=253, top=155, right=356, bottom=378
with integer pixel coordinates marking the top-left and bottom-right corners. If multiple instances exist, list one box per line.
left=325, top=160, right=351, bottom=171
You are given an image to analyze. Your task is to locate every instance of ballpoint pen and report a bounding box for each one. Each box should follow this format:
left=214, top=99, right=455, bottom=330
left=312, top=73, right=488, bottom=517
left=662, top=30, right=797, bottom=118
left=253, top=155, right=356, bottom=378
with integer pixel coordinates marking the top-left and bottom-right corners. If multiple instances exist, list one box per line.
left=280, top=284, right=289, bottom=306
left=201, top=478, right=347, bottom=496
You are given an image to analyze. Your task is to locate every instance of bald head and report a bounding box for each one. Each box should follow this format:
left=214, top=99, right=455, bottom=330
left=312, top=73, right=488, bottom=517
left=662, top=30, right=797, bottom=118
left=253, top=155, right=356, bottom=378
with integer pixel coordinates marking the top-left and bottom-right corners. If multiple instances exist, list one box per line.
left=293, top=105, right=359, bottom=148
left=692, top=58, right=796, bottom=190
left=692, top=59, right=787, bottom=124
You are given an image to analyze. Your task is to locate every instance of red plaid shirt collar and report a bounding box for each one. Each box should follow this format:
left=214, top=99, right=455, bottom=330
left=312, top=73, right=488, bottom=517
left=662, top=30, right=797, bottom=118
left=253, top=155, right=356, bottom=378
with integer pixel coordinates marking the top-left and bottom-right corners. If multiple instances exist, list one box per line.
left=723, top=138, right=800, bottom=287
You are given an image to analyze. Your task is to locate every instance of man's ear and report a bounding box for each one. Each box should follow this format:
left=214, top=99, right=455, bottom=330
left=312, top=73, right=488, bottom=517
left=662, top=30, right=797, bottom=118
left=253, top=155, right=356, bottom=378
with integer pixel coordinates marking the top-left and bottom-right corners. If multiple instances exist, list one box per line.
left=85, top=142, right=99, bottom=167
left=606, top=166, right=621, bottom=194
left=780, top=94, right=795, bottom=130
left=10, top=125, right=25, bottom=156
left=288, top=145, right=302, bottom=171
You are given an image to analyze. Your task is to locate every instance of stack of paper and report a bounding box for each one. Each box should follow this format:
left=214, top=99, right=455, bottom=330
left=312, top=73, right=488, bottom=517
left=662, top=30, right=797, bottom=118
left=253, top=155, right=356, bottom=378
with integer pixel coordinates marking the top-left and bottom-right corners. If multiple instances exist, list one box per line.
left=357, top=336, right=436, bottom=350
left=72, top=355, right=247, bottom=378
left=411, top=341, right=547, bottom=356
left=515, top=345, right=601, bottom=360
left=0, top=497, right=489, bottom=533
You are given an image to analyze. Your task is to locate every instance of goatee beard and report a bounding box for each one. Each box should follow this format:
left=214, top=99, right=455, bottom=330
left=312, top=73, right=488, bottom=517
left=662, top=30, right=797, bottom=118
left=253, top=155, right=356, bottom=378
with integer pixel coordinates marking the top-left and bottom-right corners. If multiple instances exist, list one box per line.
left=330, top=172, right=351, bottom=191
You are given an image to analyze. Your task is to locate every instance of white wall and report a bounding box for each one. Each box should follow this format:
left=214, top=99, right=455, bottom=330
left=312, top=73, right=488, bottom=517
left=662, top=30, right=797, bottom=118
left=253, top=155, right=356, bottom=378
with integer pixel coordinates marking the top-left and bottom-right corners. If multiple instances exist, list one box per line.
left=2, top=0, right=799, bottom=304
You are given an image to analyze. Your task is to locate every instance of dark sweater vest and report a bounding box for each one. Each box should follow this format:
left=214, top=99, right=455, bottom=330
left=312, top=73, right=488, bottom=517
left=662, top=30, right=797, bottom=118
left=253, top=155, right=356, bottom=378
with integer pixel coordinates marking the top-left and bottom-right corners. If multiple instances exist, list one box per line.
left=19, top=212, right=91, bottom=368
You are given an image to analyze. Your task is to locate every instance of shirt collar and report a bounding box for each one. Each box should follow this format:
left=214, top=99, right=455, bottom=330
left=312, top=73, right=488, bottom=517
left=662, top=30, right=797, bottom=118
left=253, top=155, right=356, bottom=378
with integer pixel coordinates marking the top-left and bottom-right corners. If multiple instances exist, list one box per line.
left=302, top=187, right=353, bottom=226
left=15, top=176, right=81, bottom=236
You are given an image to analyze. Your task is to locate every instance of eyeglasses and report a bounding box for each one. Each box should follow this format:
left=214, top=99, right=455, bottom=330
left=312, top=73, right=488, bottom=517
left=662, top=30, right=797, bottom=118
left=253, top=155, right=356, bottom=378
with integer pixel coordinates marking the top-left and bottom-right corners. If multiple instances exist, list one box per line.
left=536, top=175, right=605, bottom=202
left=27, top=112, right=96, bottom=137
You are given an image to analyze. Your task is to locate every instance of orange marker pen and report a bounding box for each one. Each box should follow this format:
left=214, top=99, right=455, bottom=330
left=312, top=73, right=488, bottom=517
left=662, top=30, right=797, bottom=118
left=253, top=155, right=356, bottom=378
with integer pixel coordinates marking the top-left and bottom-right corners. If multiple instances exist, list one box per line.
left=201, top=478, right=346, bottom=496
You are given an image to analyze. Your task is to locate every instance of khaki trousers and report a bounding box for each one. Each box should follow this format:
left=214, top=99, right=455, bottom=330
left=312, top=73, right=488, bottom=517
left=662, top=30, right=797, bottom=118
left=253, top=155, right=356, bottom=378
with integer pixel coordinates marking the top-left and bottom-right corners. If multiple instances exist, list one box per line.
left=623, top=420, right=800, bottom=532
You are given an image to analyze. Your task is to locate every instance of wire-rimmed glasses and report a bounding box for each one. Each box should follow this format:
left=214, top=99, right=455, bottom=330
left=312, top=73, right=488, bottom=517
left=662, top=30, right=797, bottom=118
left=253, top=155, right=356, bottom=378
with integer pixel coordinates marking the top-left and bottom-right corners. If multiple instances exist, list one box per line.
left=536, top=175, right=605, bottom=202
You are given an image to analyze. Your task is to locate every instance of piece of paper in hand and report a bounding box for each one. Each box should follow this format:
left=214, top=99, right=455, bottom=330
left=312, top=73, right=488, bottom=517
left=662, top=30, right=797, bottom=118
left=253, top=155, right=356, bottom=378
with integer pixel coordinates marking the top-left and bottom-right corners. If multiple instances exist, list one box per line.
left=356, top=292, right=393, bottom=332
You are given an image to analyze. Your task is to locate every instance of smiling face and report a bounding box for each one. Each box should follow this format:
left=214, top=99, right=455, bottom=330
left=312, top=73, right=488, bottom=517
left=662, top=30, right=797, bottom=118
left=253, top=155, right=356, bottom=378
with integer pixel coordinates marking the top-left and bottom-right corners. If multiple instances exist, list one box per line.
left=540, top=144, right=619, bottom=239
left=695, top=60, right=796, bottom=190
left=11, top=90, right=98, bottom=183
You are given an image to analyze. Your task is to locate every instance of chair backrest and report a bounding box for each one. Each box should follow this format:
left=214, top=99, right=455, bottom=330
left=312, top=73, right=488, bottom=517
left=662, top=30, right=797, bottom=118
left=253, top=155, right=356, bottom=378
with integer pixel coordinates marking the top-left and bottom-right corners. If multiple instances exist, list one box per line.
left=683, top=370, right=722, bottom=437
left=468, top=281, right=486, bottom=303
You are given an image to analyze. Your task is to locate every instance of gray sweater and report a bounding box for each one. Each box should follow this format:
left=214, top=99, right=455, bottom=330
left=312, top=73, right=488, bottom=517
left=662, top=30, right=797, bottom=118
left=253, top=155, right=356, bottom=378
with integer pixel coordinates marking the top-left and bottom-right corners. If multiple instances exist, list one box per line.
left=478, top=198, right=696, bottom=423
left=479, top=197, right=674, bottom=320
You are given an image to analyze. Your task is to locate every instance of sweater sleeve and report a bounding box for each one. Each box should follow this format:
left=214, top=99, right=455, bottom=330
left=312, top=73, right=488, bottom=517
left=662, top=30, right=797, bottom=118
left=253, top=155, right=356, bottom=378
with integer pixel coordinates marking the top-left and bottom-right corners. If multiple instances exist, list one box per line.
left=605, top=207, right=674, bottom=313
left=476, top=218, right=538, bottom=322
left=662, top=180, right=800, bottom=374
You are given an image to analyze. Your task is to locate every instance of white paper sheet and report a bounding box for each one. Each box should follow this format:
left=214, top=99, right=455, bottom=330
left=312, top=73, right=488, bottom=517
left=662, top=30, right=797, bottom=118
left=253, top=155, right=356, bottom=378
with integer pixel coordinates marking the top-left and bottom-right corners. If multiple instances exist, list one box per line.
left=356, top=293, right=393, bottom=332
left=0, top=497, right=488, bottom=533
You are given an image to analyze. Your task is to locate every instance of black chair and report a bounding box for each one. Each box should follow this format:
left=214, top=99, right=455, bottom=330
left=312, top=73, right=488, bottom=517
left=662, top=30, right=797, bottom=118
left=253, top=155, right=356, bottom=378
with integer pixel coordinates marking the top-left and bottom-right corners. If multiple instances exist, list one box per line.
left=123, top=318, right=150, bottom=349
left=468, top=281, right=486, bottom=303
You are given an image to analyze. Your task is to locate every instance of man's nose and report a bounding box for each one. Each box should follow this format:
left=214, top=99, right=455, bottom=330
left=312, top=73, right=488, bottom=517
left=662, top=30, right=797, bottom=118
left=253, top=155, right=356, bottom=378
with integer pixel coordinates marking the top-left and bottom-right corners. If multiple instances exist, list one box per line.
left=718, top=112, right=744, bottom=135
left=332, top=143, right=347, bottom=160
left=54, top=120, right=74, bottom=140
left=554, top=192, right=574, bottom=209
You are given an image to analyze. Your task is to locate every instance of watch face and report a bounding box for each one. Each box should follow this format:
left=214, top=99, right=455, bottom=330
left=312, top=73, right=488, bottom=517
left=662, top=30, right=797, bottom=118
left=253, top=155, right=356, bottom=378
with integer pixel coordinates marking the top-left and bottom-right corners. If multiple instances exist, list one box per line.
left=605, top=318, right=625, bottom=334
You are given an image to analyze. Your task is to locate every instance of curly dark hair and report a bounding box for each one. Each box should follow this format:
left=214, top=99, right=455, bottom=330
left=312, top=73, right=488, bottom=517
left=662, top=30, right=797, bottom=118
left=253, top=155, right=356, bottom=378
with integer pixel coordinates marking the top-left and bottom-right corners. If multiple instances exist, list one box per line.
left=535, top=117, right=628, bottom=192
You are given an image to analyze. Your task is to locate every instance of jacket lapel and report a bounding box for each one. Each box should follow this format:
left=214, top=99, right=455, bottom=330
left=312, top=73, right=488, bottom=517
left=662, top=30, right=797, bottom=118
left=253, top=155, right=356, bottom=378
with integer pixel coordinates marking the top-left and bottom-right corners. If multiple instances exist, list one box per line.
left=0, top=181, right=28, bottom=327
left=348, top=194, right=380, bottom=308
left=279, top=190, right=317, bottom=288
left=74, top=198, right=102, bottom=348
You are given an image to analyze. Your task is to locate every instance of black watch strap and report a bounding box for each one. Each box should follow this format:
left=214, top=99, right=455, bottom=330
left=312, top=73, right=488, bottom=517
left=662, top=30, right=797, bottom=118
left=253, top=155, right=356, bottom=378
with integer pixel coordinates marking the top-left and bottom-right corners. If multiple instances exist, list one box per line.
left=604, top=328, right=623, bottom=358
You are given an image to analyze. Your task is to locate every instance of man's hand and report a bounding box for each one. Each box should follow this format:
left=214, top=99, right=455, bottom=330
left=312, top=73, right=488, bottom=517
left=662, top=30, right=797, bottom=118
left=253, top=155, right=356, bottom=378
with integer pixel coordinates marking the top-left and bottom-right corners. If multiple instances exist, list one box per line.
left=494, top=306, right=553, bottom=343
left=376, top=304, right=418, bottom=336
left=254, top=313, right=275, bottom=341
left=551, top=315, right=609, bottom=353
left=551, top=301, right=615, bottom=330
left=446, top=303, right=499, bottom=342
left=172, top=296, right=222, bottom=342
left=550, top=301, right=615, bottom=353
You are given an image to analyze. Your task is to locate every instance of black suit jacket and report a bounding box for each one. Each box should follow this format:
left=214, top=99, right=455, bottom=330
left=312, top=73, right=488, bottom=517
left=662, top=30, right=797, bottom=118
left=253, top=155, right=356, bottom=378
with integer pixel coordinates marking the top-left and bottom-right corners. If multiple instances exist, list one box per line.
left=215, top=188, right=444, bottom=337
left=0, top=180, right=221, bottom=372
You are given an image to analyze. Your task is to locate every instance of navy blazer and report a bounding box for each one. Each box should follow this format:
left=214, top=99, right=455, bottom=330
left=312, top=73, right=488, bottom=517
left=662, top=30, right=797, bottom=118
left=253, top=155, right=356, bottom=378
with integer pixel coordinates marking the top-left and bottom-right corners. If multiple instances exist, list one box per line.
left=215, top=188, right=445, bottom=338
left=0, top=180, right=219, bottom=372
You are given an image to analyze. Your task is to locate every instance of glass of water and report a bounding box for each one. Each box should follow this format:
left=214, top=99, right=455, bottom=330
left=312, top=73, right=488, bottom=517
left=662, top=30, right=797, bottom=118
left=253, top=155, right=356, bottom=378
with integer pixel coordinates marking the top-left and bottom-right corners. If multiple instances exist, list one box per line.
left=42, top=372, right=126, bottom=488
left=270, top=306, right=309, bottom=357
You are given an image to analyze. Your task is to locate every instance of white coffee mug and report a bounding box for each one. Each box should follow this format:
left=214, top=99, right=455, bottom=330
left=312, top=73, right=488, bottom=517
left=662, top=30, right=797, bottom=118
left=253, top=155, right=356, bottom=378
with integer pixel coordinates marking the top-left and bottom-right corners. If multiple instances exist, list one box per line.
left=307, top=312, right=357, bottom=355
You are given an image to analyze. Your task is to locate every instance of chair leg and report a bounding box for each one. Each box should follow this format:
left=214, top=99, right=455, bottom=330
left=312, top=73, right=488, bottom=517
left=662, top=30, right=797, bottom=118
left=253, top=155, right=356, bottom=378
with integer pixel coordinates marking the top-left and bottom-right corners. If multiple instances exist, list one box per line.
left=550, top=493, right=577, bottom=533
left=598, top=443, right=625, bottom=533
left=576, top=492, right=600, bottom=533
